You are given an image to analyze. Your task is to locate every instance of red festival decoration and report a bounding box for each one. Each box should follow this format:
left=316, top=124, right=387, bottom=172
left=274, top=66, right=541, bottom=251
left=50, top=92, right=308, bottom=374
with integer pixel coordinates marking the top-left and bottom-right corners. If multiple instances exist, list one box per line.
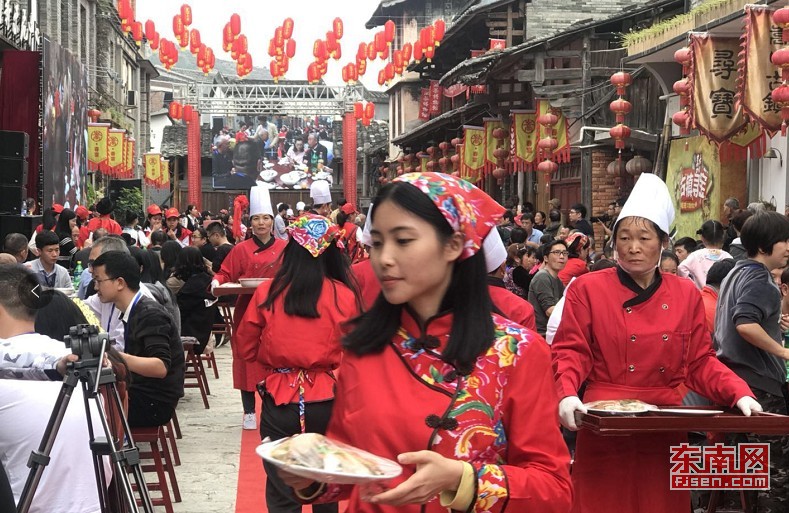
left=187, top=108, right=201, bottom=209
left=673, top=47, right=692, bottom=136
left=772, top=6, right=789, bottom=135
left=609, top=71, right=632, bottom=158
left=342, top=113, right=357, bottom=206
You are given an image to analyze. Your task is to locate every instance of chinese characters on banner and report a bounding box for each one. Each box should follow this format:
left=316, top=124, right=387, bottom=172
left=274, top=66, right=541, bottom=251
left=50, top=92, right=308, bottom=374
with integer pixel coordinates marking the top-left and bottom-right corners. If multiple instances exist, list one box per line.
left=484, top=118, right=509, bottom=173
left=689, top=34, right=747, bottom=143
left=124, top=137, right=135, bottom=178
left=443, top=83, right=468, bottom=98
left=511, top=110, right=538, bottom=171
left=429, top=80, right=442, bottom=115
left=107, top=129, right=125, bottom=175
left=144, top=153, right=162, bottom=186
left=160, top=159, right=170, bottom=187
left=679, top=152, right=710, bottom=213
left=462, top=125, right=486, bottom=183
left=739, top=5, right=783, bottom=133
left=419, top=88, right=430, bottom=120
left=87, top=123, right=109, bottom=172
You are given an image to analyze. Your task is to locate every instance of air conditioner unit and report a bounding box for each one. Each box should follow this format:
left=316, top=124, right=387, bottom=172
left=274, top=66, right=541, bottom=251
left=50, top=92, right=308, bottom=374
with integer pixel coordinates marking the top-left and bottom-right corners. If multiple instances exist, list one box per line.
left=127, top=90, right=139, bottom=107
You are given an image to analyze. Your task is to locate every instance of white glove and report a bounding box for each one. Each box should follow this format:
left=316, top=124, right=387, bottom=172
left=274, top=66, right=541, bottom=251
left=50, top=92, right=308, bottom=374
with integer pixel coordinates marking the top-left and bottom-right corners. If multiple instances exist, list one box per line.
left=558, top=396, right=587, bottom=431
left=735, top=396, right=763, bottom=417
left=210, top=279, right=220, bottom=296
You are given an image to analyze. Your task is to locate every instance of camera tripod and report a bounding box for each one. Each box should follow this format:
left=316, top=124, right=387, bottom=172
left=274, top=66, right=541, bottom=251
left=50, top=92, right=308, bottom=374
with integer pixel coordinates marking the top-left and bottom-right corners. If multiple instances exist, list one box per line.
left=17, top=326, right=154, bottom=513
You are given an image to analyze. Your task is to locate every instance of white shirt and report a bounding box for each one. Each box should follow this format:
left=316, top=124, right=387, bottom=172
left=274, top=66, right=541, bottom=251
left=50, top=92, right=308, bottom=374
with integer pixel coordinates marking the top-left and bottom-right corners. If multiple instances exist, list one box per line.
left=0, top=333, right=110, bottom=513
left=27, top=258, right=73, bottom=289
left=0, top=332, right=68, bottom=380
left=545, top=277, right=575, bottom=344
left=122, top=227, right=150, bottom=248
left=86, top=284, right=154, bottom=351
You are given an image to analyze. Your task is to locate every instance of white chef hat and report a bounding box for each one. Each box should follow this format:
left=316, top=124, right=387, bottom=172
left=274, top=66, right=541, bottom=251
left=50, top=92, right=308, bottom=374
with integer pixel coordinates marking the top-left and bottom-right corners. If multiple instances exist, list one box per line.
left=249, top=186, right=274, bottom=217
left=296, top=201, right=305, bottom=211
left=361, top=203, right=374, bottom=247
left=614, top=172, right=674, bottom=235
left=310, top=180, right=332, bottom=205
left=483, top=226, right=507, bottom=274
left=286, top=208, right=294, bottom=217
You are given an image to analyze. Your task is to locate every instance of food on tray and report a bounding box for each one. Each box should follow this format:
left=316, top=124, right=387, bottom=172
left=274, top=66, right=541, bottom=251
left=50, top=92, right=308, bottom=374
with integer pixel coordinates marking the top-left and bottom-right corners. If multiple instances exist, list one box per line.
left=269, top=433, right=386, bottom=476
left=259, top=170, right=278, bottom=182
left=585, top=399, right=655, bottom=412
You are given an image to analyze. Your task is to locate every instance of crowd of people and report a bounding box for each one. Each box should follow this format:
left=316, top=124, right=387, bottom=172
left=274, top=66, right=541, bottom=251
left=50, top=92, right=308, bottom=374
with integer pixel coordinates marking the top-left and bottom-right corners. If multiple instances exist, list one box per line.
left=1, top=171, right=788, bottom=513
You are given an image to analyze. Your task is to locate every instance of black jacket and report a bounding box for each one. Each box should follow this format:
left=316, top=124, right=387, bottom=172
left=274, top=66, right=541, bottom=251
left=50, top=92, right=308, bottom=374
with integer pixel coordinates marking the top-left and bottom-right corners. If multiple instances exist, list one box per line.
left=304, top=143, right=329, bottom=170
left=124, top=295, right=185, bottom=406
left=176, top=272, right=217, bottom=353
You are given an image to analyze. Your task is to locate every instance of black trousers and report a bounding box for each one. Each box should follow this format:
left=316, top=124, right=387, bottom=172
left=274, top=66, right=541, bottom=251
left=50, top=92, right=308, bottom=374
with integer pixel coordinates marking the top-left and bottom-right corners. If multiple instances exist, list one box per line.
left=259, top=393, right=337, bottom=513
left=128, top=392, right=175, bottom=428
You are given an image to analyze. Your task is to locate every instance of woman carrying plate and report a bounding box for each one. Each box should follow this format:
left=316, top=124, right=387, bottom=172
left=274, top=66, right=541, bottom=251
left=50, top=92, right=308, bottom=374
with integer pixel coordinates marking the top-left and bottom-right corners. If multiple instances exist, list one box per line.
left=237, top=213, right=361, bottom=513
left=212, top=186, right=288, bottom=430
left=551, top=173, right=760, bottom=513
left=283, top=172, right=572, bottom=513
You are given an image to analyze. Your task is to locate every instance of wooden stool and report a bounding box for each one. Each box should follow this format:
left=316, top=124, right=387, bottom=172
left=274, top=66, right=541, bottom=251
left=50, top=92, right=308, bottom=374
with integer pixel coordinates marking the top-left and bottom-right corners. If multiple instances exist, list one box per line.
left=201, top=349, right=219, bottom=379
left=170, top=409, right=182, bottom=439
left=162, top=419, right=180, bottom=466
left=182, top=337, right=210, bottom=409
left=131, top=426, right=181, bottom=512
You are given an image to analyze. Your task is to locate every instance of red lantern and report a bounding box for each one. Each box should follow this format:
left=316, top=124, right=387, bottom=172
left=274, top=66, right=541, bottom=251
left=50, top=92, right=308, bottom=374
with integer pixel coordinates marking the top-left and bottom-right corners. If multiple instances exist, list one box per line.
left=172, top=14, right=183, bottom=37
left=492, top=128, right=506, bottom=140
left=672, top=110, right=691, bottom=135
left=286, top=38, right=296, bottom=59
left=190, top=29, right=201, bottom=54
left=774, top=7, right=789, bottom=43
left=402, top=43, right=412, bottom=62
left=379, top=45, right=389, bottom=60
left=610, top=72, right=632, bottom=96
left=307, top=62, right=319, bottom=83
left=342, top=65, right=349, bottom=83
left=393, top=50, right=404, bottom=69
left=384, top=20, right=395, bottom=44
left=492, top=167, right=507, bottom=180
left=357, top=43, right=367, bottom=61
left=348, top=63, right=358, bottom=82
left=333, top=45, right=342, bottom=60
left=180, top=4, right=192, bottom=26
left=271, top=60, right=281, bottom=81
left=366, top=41, right=377, bottom=61
left=377, top=69, right=385, bottom=86
left=357, top=59, right=367, bottom=76
left=150, top=31, right=160, bottom=50
left=223, top=22, right=233, bottom=45
left=365, top=102, right=375, bottom=120
left=314, top=39, right=328, bottom=60
left=450, top=137, right=461, bottom=148
left=282, top=18, right=294, bottom=40
left=169, top=102, right=182, bottom=120
left=88, top=109, right=102, bottom=122
left=353, top=102, right=363, bottom=119
left=132, top=21, right=143, bottom=45
left=145, top=20, right=156, bottom=41
left=424, top=45, right=434, bottom=61
left=178, top=30, right=189, bottom=49
left=771, top=84, right=789, bottom=135
left=117, top=0, right=131, bottom=22
left=413, top=41, right=423, bottom=61
left=374, top=32, right=386, bottom=54
left=420, top=26, right=434, bottom=49
left=537, top=137, right=558, bottom=156
left=673, top=78, right=691, bottom=96
left=333, top=17, right=344, bottom=39
left=326, top=30, right=338, bottom=52
left=609, top=98, right=632, bottom=123
left=537, top=112, right=559, bottom=128
left=230, top=13, right=241, bottom=36
left=536, top=160, right=559, bottom=175
left=609, top=124, right=631, bottom=150
left=183, top=104, right=193, bottom=121
left=771, top=48, right=789, bottom=81
left=434, top=19, right=446, bottom=46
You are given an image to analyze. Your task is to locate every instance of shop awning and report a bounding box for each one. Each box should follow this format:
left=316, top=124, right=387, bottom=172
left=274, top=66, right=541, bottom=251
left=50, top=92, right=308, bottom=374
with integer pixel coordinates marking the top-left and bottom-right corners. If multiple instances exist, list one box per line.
left=391, top=101, right=488, bottom=147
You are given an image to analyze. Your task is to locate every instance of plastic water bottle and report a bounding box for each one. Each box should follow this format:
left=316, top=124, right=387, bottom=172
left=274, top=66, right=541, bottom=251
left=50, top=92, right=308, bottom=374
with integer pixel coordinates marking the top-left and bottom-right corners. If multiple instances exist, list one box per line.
left=73, top=261, right=83, bottom=291
left=20, top=200, right=26, bottom=216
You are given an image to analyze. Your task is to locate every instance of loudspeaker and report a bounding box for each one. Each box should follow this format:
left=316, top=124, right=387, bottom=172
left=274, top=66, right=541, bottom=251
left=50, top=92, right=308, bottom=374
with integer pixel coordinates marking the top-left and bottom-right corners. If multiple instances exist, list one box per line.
left=0, top=158, right=28, bottom=186
left=0, top=214, right=41, bottom=243
left=0, top=186, right=25, bottom=215
left=0, top=130, right=29, bottom=159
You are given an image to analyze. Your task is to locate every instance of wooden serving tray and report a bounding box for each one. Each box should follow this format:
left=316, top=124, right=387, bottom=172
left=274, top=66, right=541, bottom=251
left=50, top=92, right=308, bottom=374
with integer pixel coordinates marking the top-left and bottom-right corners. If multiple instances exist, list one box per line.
left=575, top=406, right=789, bottom=435
left=212, top=284, right=259, bottom=296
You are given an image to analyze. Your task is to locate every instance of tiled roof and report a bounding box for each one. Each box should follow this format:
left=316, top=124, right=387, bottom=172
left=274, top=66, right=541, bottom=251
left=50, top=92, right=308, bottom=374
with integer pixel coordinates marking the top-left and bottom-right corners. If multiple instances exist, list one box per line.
left=160, top=124, right=213, bottom=158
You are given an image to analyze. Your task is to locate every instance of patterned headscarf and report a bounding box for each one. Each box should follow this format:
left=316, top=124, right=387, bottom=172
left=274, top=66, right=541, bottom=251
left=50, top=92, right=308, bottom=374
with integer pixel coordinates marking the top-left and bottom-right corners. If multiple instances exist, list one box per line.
left=288, top=213, right=344, bottom=258
left=565, top=232, right=589, bottom=254
left=393, top=172, right=504, bottom=261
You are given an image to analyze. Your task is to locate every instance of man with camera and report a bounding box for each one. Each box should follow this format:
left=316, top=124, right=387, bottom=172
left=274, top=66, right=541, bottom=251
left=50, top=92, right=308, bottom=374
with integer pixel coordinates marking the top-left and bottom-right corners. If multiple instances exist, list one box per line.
left=91, top=251, right=184, bottom=427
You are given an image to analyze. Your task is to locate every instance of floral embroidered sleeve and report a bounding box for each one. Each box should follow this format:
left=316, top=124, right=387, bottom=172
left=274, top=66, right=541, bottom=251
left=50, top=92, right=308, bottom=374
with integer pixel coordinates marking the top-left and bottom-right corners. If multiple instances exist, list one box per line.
left=468, top=333, right=573, bottom=513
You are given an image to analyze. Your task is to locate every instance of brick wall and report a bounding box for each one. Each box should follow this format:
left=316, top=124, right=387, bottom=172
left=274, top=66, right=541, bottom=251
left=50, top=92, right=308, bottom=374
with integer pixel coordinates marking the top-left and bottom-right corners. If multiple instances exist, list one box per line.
left=590, top=148, right=619, bottom=250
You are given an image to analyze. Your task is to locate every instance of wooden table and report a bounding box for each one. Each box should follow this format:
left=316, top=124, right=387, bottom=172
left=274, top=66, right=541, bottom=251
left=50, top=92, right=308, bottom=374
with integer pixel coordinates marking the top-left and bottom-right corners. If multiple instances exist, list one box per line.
left=575, top=406, right=789, bottom=435
left=212, top=283, right=264, bottom=296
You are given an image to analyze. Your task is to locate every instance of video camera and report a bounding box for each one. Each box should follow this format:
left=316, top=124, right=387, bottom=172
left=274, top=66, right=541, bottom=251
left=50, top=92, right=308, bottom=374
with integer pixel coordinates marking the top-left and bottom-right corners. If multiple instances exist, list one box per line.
left=590, top=213, right=612, bottom=224
left=63, top=324, right=111, bottom=365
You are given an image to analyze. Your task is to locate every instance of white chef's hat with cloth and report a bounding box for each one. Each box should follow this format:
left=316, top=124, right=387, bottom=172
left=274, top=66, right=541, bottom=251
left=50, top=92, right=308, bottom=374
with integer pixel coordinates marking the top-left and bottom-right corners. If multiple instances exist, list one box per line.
left=249, top=186, right=274, bottom=217
left=296, top=201, right=306, bottom=211
left=614, top=173, right=674, bottom=235
left=361, top=203, right=374, bottom=247
left=482, top=226, right=507, bottom=274
left=310, top=180, right=332, bottom=205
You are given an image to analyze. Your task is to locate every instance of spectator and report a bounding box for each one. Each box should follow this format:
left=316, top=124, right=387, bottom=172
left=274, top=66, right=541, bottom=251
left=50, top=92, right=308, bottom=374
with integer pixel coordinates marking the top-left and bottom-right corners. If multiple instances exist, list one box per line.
left=568, top=204, right=594, bottom=237
left=673, top=236, right=698, bottom=263
left=3, top=233, right=29, bottom=263
left=722, top=197, right=740, bottom=250
left=659, top=250, right=679, bottom=275
left=183, top=204, right=200, bottom=232
left=54, top=208, right=78, bottom=269
left=149, top=230, right=167, bottom=251
left=286, top=138, right=306, bottom=166
left=160, top=240, right=182, bottom=280
left=509, top=226, right=527, bottom=244
left=206, top=221, right=234, bottom=274
left=558, top=232, right=590, bottom=287
left=122, top=211, right=149, bottom=248
left=79, top=197, right=122, bottom=247
left=170, top=247, right=216, bottom=354
left=701, top=258, right=736, bottom=335
left=543, top=209, right=562, bottom=239
left=27, top=231, right=71, bottom=288
left=534, top=210, right=547, bottom=231
left=512, top=245, right=538, bottom=298
left=484, top=229, right=536, bottom=330
left=715, top=211, right=789, bottom=509
left=143, top=204, right=164, bottom=236
left=164, top=208, right=192, bottom=248
left=274, top=203, right=289, bottom=240
left=728, top=209, right=753, bottom=261
left=528, top=240, right=568, bottom=336
left=678, top=220, right=732, bottom=289
left=496, top=210, right=515, bottom=245
left=190, top=226, right=216, bottom=268
left=304, top=132, right=329, bottom=173
left=520, top=212, right=544, bottom=248
left=503, top=243, right=526, bottom=298
left=91, top=251, right=184, bottom=427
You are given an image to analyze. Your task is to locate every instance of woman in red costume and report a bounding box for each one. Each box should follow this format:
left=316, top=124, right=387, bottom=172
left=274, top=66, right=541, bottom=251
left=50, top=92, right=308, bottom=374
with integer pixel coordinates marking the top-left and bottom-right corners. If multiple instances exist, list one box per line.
left=283, top=172, right=573, bottom=513
left=212, top=186, right=287, bottom=430
left=551, top=173, right=761, bottom=513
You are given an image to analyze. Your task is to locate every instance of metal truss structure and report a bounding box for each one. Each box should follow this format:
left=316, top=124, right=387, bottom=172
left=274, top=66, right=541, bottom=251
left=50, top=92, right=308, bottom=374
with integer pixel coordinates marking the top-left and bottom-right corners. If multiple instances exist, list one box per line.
left=182, top=82, right=367, bottom=116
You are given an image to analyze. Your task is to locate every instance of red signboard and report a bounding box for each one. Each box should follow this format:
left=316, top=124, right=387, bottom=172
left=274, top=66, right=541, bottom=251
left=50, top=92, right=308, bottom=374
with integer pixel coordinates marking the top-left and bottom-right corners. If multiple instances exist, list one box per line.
left=429, top=80, right=442, bottom=115
left=419, top=88, right=430, bottom=120
left=679, top=153, right=710, bottom=213
left=489, top=39, right=506, bottom=50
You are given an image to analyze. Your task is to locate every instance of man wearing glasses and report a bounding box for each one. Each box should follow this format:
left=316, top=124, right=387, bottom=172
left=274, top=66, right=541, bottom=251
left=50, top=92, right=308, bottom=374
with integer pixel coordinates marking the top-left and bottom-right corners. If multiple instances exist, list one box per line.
left=568, top=203, right=594, bottom=237
left=528, top=240, right=568, bottom=336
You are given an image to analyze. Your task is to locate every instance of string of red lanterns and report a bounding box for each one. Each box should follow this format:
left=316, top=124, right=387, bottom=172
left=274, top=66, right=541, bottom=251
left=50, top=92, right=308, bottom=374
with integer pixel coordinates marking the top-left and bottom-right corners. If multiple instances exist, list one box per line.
left=672, top=47, right=692, bottom=137
left=307, top=18, right=344, bottom=84
left=609, top=71, right=633, bottom=160
left=352, top=101, right=375, bottom=126
left=771, top=7, right=789, bottom=136
left=536, top=110, right=560, bottom=189
left=269, top=18, right=296, bottom=82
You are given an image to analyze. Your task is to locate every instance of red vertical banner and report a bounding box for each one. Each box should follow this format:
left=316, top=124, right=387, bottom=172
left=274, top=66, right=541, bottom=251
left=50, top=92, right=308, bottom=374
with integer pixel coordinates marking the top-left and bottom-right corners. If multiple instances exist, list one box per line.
left=429, top=80, right=442, bottom=115
left=187, top=109, right=202, bottom=209
left=419, top=88, right=430, bottom=120
left=342, top=112, right=357, bottom=207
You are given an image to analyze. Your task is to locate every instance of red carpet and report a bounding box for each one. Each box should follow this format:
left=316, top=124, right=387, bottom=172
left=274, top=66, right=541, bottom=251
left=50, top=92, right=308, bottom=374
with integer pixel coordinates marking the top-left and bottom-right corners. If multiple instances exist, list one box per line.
left=234, top=397, right=347, bottom=513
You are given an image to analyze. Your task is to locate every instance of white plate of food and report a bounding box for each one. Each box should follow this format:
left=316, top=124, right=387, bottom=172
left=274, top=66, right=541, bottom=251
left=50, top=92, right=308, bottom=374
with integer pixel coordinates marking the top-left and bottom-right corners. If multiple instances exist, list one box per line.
left=652, top=408, right=724, bottom=416
left=257, top=433, right=402, bottom=485
left=259, top=170, right=278, bottom=182
left=238, top=278, right=268, bottom=287
left=585, top=399, right=658, bottom=416
left=280, top=171, right=307, bottom=185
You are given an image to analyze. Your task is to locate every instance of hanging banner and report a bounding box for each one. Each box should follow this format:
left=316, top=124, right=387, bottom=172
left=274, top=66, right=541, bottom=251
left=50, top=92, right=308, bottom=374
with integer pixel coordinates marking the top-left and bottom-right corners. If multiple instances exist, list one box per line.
left=511, top=110, right=538, bottom=171
left=689, top=34, right=748, bottom=143
left=462, top=125, right=485, bottom=183
left=536, top=99, right=571, bottom=162
left=443, top=83, right=467, bottom=98
left=429, top=80, right=442, bottom=115
left=144, top=153, right=161, bottom=186
left=160, top=159, right=170, bottom=188
left=87, top=123, right=110, bottom=172
left=419, top=154, right=429, bottom=173
left=739, top=5, right=783, bottom=133
left=419, top=88, right=430, bottom=120
left=484, top=118, right=509, bottom=173
left=107, top=129, right=125, bottom=175
left=125, top=137, right=135, bottom=179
